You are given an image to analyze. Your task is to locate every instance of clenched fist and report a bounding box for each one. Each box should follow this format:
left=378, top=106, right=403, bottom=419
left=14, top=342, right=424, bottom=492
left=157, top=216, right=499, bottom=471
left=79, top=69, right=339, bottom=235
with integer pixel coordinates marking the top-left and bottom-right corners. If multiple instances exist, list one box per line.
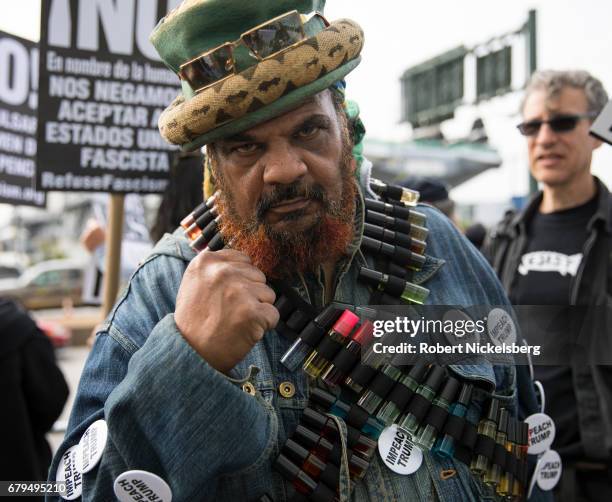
left=175, top=249, right=279, bottom=373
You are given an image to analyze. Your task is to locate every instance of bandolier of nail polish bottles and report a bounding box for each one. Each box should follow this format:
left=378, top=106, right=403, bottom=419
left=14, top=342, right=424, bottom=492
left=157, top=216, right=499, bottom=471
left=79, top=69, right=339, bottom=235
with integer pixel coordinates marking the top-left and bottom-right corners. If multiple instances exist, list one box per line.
left=497, top=417, right=516, bottom=498
left=356, top=361, right=404, bottom=415
left=471, top=399, right=500, bottom=476
left=274, top=455, right=338, bottom=502
left=303, top=311, right=360, bottom=378
left=343, top=332, right=390, bottom=394
left=283, top=439, right=342, bottom=489
left=369, top=178, right=420, bottom=206
left=321, top=321, right=374, bottom=387
left=309, top=388, right=384, bottom=440
left=292, top=426, right=370, bottom=481
left=358, top=268, right=430, bottom=305
left=376, top=362, right=430, bottom=426
left=397, top=365, right=446, bottom=434
left=280, top=305, right=349, bottom=371
left=431, top=383, right=473, bottom=459
left=414, top=377, right=460, bottom=450
left=483, top=408, right=508, bottom=488
left=301, top=408, right=377, bottom=461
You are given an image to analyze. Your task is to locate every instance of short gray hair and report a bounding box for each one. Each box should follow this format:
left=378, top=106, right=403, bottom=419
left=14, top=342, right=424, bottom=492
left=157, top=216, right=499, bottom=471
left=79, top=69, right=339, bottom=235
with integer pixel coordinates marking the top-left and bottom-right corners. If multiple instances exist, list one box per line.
left=521, top=70, right=608, bottom=116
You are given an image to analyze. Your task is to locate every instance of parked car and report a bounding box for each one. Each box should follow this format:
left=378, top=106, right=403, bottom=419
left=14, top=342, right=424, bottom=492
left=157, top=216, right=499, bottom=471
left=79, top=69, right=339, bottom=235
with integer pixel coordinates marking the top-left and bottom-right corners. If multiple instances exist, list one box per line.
left=0, top=259, right=85, bottom=310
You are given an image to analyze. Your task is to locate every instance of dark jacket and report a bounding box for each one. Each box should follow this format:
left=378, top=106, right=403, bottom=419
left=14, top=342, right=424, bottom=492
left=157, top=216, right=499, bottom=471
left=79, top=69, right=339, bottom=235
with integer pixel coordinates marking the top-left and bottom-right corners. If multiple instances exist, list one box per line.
left=483, top=176, right=612, bottom=461
left=0, top=299, right=69, bottom=484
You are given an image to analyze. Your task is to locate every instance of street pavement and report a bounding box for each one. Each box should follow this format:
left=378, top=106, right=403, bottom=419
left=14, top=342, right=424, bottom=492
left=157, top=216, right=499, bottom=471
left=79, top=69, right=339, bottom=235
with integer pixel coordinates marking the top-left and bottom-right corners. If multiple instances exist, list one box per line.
left=47, top=345, right=90, bottom=453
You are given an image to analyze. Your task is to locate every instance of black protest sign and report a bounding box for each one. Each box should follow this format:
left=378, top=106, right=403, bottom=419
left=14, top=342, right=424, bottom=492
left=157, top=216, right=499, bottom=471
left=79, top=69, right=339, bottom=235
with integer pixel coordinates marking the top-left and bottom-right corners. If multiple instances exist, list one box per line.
left=0, top=30, right=46, bottom=207
left=36, top=0, right=183, bottom=194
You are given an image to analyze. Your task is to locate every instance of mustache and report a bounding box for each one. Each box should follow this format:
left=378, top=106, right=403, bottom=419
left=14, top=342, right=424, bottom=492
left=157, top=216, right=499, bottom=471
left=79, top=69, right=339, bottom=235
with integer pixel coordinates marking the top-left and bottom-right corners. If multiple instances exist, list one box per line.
left=256, top=182, right=326, bottom=221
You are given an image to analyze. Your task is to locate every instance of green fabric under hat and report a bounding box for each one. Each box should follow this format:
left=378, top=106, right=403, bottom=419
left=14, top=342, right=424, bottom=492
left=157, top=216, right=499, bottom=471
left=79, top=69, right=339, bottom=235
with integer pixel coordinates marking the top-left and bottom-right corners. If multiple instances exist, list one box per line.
left=150, top=0, right=364, bottom=150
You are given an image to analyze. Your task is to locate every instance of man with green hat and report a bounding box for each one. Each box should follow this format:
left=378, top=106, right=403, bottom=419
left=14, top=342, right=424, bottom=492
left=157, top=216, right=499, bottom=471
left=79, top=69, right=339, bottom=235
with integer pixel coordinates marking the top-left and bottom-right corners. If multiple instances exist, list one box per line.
left=48, top=1, right=547, bottom=501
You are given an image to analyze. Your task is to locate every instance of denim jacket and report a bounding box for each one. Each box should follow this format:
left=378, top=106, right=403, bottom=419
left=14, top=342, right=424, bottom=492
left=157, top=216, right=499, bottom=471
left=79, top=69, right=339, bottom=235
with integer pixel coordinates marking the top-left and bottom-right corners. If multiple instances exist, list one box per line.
left=48, top=181, right=551, bottom=502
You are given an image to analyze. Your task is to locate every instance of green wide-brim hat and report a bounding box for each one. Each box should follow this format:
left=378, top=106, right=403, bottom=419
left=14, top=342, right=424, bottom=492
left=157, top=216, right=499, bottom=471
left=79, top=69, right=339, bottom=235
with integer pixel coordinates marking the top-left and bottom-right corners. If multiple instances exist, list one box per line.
left=150, top=0, right=364, bottom=151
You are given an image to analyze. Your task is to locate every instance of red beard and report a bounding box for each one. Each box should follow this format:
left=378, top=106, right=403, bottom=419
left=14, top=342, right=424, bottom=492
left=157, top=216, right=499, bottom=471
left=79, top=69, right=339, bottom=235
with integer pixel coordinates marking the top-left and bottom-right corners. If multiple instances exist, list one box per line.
left=213, top=154, right=357, bottom=278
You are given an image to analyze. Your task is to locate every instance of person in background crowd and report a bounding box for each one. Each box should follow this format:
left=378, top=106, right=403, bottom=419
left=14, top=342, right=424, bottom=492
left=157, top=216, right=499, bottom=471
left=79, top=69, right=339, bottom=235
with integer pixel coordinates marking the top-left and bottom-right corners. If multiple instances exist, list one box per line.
left=484, top=69, right=612, bottom=502
left=79, top=193, right=153, bottom=285
left=150, top=151, right=205, bottom=243
left=464, top=222, right=487, bottom=250
left=0, top=298, right=68, bottom=500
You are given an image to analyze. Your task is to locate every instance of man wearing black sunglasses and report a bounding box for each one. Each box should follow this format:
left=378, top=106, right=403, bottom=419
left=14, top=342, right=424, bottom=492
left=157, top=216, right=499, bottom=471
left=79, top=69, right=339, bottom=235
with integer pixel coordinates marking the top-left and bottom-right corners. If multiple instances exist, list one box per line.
left=485, top=70, right=612, bottom=502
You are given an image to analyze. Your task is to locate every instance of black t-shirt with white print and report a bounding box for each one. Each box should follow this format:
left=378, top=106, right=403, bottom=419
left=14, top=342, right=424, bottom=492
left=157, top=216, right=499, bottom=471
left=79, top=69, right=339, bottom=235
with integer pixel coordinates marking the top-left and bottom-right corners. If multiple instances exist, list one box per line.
left=510, top=194, right=598, bottom=460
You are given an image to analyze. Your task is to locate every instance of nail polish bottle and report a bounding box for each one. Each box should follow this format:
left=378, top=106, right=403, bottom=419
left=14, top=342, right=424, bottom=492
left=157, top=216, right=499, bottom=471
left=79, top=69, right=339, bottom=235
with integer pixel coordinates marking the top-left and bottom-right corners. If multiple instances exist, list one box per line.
left=484, top=408, right=508, bottom=487
left=283, top=439, right=340, bottom=489
left=470, top=399, right=500, bottom=476
left=343, top=344, right=387, bottom=394
left=180, top=202, right=206, bottom=230
left=369, top=178, right=420, bottom=206
left=309, top=388, right=384, bottom=440
left=359, top=267, right=429, bottom=304
left=274, top=296, right=297, bottom=322
left=357, top=363, right=403, bottom=414
left=185, top=206, right=217, bottom=240
left=180, top=193, right=217, bottom=229
left=206, top=232, right=225, bottom=251
left=397, top=365, right=446, bottom=434
left=302, top=310, right=360, bottom=378
left=432, top=383, right=473, bottom=459
left=364, top=199, right=427, bottom=227
left=497, top=418, right=515, bottom=498
left=376, top=362, right=429, bottom=426
left=280, top=305, right=347, bottom=371
left=285, top=310, right=314, bottom=340
left=512, top=421, right=526, bottom=500
left=518, top=421, right=529, bottom=498
left=190, top=216, right=220, bottom=251
left=274, top=455, right=338, bottom=502
left=321, top=321, right=374, bottom=387
left=414, top=376, right=460, bottom=450
left=360, top=236, right=426, bottom=272
left=363, top=222, right=427, bottom=255
left=365, top=210, right=429, bottom=242
left=292, top=426, right=369, bottom=480
left=302, top=407, right=377, bottom=461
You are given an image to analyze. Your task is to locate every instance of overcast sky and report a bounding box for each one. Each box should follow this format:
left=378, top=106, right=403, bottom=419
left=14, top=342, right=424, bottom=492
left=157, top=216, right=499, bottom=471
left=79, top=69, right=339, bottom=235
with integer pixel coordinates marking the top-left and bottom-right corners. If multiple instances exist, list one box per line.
left=2, top=0, right=612, bottom=204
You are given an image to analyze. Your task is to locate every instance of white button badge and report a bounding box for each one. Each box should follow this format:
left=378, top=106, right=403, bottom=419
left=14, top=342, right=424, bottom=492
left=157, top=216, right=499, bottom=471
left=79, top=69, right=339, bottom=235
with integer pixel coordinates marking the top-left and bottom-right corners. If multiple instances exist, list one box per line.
left=114, top=470, right=172, bottom=502
left=56, top=444, right=83, bottom=500
left=378, top=424, right=423, bottom=475
left=77, top=419, right=108, bottom=474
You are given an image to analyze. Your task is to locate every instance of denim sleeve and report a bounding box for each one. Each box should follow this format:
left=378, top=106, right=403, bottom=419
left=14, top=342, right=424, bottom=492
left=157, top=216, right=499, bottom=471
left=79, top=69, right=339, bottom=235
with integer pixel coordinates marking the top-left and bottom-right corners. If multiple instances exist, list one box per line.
left=91, top=314, right=274, bottom=501
left=47, top=251, right=276, bottom=501
left=48, top=317, right=275, bottom=502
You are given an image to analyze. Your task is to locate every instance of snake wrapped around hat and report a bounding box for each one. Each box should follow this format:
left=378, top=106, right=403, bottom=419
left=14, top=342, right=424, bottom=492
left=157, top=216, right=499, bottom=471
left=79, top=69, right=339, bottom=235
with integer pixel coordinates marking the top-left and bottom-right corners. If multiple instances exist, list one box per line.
left=150, top=0, right=365, bottom=151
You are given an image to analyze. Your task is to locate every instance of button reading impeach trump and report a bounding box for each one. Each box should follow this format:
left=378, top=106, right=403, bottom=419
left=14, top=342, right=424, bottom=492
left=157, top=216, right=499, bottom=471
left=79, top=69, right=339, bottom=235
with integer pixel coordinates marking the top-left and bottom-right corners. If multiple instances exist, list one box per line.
left=114, top=470, right=172, bottom=502
left=525, top=412, right=556, bottom=455
left=56, top=445, right=82, bottom=500
left=377, top=424, right=423, bottom=475
left=487, top=308, right=517, bottom=346
left=536, top=449, right=562, bottom=491
left=77, top=419, right=108, bottom=473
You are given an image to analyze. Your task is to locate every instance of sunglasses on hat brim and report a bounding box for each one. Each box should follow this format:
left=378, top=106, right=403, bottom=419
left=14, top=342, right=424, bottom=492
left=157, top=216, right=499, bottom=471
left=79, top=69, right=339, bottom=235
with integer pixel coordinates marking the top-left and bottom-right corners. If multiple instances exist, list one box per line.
left=516, top=113, right=598, bottom=136
left=178, top=10, right=329, bottom=94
